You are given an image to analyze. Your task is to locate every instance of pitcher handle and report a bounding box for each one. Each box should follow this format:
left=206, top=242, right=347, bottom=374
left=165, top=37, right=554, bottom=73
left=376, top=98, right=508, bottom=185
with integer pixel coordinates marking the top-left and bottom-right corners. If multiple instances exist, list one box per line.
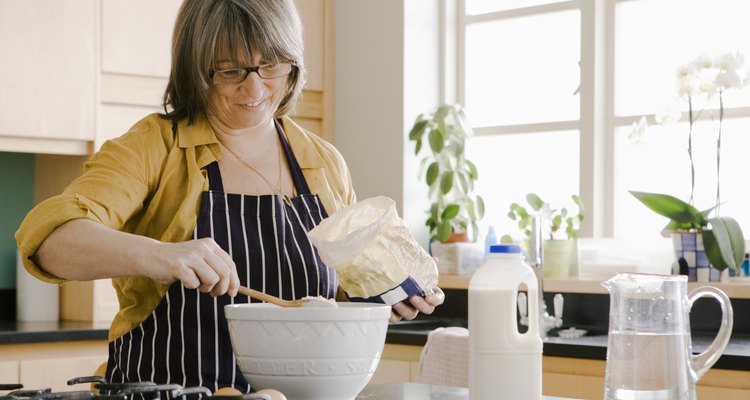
left=688, top=286, right=734, bottom=381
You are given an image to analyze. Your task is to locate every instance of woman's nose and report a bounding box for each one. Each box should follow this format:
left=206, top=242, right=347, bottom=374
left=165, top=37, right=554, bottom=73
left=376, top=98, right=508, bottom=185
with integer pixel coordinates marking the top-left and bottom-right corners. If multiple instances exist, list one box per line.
left=239, top=71, right=265, bottom=100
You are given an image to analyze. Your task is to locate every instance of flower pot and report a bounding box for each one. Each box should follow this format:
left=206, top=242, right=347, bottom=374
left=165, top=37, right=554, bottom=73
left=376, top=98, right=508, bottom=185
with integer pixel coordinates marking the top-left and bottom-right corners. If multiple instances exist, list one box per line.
left=445, top=232, right=470, bottom=243
left=671, top=231, right=725, bottom=282
left=543, top=239, right=578, bottom=278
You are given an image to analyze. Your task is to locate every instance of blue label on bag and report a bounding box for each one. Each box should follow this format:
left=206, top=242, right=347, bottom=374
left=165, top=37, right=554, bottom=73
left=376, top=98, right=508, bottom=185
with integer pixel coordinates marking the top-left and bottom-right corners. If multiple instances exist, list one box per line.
left=347, top=276, right=426, bottom=306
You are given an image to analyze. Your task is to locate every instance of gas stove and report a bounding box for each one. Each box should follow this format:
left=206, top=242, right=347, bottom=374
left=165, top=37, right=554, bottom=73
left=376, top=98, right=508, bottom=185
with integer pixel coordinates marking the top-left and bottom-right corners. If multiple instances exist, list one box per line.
left=0, top=377, right=270, bottom=400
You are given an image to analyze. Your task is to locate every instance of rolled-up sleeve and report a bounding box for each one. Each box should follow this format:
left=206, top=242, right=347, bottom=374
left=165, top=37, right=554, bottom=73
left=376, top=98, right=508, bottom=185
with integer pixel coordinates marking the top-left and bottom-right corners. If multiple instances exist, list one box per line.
left=15, top=117, right=167, bottom=283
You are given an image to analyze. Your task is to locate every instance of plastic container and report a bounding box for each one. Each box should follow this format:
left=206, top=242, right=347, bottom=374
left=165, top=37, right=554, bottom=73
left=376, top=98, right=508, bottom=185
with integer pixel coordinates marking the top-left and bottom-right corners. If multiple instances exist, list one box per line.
left=484, top=226, right=497, bottom=257
left=468, top=244, right=542, bottom=400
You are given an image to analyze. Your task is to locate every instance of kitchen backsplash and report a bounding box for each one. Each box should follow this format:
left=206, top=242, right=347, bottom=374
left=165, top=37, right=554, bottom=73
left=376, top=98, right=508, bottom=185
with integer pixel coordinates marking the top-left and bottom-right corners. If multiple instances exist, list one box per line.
left=0, top=152, right=34, bottom=319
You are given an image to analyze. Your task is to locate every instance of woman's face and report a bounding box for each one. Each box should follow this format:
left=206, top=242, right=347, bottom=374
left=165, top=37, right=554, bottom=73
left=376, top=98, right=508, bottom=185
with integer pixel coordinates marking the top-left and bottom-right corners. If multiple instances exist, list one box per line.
left=206, top=52, right=289, bottom=132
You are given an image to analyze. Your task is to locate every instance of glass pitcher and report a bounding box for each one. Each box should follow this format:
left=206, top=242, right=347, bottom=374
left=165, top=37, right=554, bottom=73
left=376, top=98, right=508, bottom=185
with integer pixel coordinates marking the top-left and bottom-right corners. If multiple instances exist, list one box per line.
left=602, top=273, right=733, bottom=400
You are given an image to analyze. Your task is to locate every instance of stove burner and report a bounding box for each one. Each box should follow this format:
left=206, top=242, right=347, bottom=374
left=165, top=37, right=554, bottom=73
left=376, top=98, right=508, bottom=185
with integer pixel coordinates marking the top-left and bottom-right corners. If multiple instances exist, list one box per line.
left=0, top=378, right=271, bottom=400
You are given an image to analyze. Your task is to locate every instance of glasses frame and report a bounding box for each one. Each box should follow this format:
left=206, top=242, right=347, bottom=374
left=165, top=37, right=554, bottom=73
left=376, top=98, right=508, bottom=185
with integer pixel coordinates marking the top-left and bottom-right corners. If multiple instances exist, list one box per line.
left=209, top=62, right=296, bottom=85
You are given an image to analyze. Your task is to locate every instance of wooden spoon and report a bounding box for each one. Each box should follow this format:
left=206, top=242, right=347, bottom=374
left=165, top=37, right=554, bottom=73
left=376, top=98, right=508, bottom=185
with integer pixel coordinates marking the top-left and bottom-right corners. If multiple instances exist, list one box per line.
left=237, top=285, right=337, bottom=308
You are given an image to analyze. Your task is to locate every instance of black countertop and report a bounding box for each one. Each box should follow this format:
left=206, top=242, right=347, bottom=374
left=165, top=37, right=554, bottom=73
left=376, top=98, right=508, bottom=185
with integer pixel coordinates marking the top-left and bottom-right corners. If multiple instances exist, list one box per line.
left=0, top=320, right=109, bottom=344
left=385, top=318, right=750, bottom=371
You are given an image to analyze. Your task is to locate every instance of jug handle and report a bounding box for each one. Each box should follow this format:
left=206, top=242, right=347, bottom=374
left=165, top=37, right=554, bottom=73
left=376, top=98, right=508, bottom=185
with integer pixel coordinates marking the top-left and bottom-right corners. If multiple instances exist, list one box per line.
left=688, top=286, right=734, bottom=381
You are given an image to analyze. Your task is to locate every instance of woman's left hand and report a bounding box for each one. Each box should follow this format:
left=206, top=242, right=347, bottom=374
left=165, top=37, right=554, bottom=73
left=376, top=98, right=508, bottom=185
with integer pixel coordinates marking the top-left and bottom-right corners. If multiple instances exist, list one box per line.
left=389, top=287, right=445, bottom=323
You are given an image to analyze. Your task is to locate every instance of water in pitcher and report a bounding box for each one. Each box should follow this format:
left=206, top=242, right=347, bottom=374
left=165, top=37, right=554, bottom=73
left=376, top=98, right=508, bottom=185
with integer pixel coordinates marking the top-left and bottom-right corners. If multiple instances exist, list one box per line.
left=604, top=331, right=694, bottom=400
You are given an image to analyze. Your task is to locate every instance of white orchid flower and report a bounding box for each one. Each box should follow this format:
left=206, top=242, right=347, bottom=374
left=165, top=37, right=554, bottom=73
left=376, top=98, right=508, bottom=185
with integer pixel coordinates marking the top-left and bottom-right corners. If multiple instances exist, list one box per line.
left=676, top=75, right=696, bottom=99
left=692, top=53, right=713, bottom=70
left=655, top=103, right=682, bottom=124
left=676, top=63, right=697, bottom=80
left=627, top=116, right=648, bottom=145
left=715, top=70, right=743, bottom=90
left=714, top=52, right=744, bottom=71
left=697, top=75, right=717, bottom=98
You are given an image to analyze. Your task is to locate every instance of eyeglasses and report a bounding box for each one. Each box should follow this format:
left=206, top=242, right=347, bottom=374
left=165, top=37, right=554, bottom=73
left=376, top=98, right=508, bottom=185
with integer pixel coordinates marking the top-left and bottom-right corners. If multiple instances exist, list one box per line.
left=210, top=62, right=294, bottom=84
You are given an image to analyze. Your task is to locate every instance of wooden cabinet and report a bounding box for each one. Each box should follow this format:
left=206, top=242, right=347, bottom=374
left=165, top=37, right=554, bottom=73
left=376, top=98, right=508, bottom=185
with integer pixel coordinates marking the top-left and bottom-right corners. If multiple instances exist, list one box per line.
left=0, top=0, right=335, bottom=155
left=544, top=356, right=750, bottom=400
left=0, top=340, right=108, bottom=391
left=0, top=0, right=96, bottom=155
left=374, top=344, right=750, bottom=398
left=371, top=344, right=422, bottom=385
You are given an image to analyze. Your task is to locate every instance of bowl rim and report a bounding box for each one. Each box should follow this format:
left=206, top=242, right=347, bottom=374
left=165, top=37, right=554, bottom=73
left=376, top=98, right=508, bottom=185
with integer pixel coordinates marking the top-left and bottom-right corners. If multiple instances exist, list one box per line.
left=223, top=302, right=392, bottom=320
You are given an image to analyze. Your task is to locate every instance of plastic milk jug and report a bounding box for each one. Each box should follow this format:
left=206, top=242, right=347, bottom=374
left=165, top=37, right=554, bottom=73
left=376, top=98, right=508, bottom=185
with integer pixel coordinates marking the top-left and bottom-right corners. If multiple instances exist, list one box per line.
left=468, top=244, right=543, bottom=400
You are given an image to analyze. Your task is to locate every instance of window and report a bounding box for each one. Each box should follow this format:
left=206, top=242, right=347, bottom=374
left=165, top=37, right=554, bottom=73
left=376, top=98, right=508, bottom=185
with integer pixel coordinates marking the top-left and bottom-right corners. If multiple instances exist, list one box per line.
left=454, top=0, right=750, bottom=243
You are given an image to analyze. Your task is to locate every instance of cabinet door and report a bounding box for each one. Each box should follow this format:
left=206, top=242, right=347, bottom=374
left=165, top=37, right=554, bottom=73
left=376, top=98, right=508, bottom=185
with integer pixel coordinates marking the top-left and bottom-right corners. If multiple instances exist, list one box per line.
left=20, top=356, right=106, bottom=392
left=0, top=361, right=18, bottom=384
left=0, top=0, right=96, bottom=143
left=294, top=0, right=324, bottom=91
left=101, top=0, right=182, bottom=78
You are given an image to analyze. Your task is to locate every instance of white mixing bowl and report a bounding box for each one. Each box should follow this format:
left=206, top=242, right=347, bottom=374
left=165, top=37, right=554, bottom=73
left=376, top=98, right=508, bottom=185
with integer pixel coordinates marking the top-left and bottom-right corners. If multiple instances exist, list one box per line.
left=224, top=302, right=391, bottom=400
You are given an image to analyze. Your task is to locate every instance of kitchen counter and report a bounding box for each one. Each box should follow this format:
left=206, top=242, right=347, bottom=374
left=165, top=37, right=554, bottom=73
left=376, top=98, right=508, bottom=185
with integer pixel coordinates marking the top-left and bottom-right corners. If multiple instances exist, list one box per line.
left=0, top=320, right=108, bottom=344
left=357, top=382, right=572, bottom=399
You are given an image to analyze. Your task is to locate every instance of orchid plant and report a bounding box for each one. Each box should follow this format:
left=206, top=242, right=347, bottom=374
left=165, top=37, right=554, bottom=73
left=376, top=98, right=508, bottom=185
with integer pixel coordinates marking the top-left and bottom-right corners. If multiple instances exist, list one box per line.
left=628, top=52, right=750, bottom=272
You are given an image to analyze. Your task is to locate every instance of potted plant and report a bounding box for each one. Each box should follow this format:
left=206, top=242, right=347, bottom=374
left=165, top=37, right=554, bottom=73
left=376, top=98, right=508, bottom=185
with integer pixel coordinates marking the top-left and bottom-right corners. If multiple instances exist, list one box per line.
left=502, top=193, right=584, bottom=277
left=408, top=104, right=485, bottom=274
left=630, top=191, right=745, bottom=281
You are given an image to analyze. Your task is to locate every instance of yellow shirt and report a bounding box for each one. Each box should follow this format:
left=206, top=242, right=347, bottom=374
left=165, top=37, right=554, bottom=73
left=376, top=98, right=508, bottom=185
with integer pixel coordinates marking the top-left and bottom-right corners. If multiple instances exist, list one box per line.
left=15, top=113, right=356, bottom=341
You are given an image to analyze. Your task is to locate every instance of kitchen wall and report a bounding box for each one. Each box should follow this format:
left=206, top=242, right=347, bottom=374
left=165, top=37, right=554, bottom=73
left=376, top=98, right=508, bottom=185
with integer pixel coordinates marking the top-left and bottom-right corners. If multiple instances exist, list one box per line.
left=0, top=152, right=34, bottom=316
left=334, top=0, right=441, bottom=248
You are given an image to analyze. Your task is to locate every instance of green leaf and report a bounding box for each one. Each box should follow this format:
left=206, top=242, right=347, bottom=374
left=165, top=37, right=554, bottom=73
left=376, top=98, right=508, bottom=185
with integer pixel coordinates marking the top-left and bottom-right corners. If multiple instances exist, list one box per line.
left=435, top=104, right=450, bottom=121
left=408, top=119, right=428, bottom=141
left=465, top=160, right=478, bottom=180
left=629, top=191, right=705, bottom=227
left=454, top=106, right=474, bottom=138
left=551, top=215, right=563, bottom=232
left=425, top=216, right=436, bottom=230
left=454, top=140, right=465, bottom=159
left=437, top=220, right=453, bottom=242
left=703, top=230, right=728, bottom=271
left=414, top=139, right=422, bottom=155
left=428, top=128, right=444, bottom=153
left=458, top=172, right=469, bottom=193
left=508, top=210, right=517, bottom=221
left=475, top=195, right=485, bottom=219
left=571, top=194, right=584, bottom=211
left=707, top=217, right=745, bottom=269
left=500, top=234, right=514, bottom=243
left=426, top=162, right=439, bottom=185
left=467, top=197, right=477, bottom=221
left=441, top=204, right=460, bottom=220
left=430, top=203, right=439, bottom=221
left=471, top=221, right=479, bottom=240
left=526, top=193, right=544, bottom=211
left=440, top=171, right=454, bottom=194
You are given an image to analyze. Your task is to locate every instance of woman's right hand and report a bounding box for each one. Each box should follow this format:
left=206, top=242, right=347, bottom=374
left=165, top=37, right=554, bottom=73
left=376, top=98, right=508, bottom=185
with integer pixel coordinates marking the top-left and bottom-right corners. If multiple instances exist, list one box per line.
left=139, top=237, right=240, bottom=297
left=34, top=219, right=239, bottom=297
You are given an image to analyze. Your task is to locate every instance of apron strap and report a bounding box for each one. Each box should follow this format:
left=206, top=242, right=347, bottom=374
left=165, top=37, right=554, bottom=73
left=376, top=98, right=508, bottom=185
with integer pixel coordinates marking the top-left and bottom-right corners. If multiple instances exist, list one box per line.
left=275, top=119, right=312, bottom=195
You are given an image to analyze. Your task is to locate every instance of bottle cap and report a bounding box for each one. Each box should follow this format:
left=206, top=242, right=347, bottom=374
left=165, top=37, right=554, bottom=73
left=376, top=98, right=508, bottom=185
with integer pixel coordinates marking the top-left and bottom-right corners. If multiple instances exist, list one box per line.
left=489, top=244, right=521, bottom=253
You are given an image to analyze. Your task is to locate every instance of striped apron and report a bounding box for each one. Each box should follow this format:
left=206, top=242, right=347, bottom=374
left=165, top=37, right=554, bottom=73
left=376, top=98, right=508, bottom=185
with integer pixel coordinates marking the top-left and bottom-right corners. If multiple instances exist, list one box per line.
left=105, top=122, right=337, bottom=393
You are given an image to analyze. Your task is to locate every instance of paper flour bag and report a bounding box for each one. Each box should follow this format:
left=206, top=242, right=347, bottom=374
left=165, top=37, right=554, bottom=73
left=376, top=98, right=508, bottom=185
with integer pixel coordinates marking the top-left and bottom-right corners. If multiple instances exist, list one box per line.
left=308, top=196, right=438, bottom=305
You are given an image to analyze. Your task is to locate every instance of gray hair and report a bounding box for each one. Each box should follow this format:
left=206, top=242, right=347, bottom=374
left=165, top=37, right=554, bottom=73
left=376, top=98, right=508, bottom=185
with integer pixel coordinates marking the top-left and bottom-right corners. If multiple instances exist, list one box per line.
left=162, top=0, right=306, bottom=124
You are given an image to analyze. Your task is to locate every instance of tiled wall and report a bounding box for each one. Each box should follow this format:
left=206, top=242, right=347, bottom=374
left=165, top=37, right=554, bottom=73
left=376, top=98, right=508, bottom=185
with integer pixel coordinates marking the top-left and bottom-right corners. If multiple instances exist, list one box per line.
left=0, top=152, right=34, bottom=290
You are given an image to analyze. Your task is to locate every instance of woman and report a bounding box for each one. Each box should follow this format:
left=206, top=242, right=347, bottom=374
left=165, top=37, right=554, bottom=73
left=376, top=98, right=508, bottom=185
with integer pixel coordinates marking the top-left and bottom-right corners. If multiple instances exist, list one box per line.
left=15, top=0, right=444, bottom=393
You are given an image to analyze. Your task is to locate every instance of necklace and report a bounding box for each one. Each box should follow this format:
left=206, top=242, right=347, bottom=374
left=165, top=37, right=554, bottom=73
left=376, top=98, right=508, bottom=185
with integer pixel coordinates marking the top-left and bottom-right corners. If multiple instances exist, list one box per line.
left=219, top=135, right=284, bottom=195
